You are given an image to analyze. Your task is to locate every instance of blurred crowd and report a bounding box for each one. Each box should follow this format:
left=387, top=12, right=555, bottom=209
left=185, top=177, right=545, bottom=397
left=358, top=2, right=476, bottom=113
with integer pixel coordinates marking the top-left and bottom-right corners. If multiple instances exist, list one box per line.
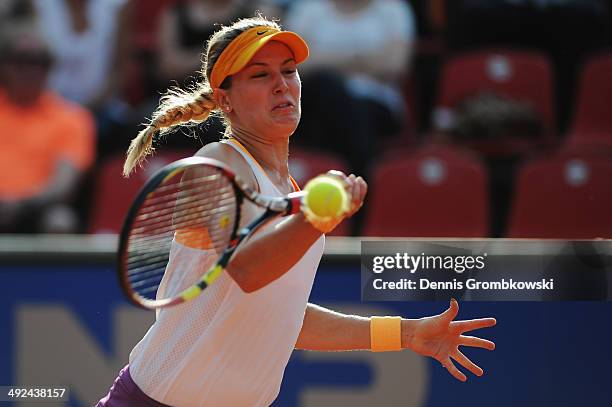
left=1, top=0, right=611, bottom=237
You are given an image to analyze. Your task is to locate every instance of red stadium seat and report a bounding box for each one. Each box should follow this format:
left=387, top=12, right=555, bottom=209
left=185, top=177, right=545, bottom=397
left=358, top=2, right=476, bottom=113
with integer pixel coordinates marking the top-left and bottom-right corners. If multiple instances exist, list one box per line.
left=288, top=147, right=351, bottom=236
left=433, top=50, right=556, bottom=151
left=563, top=52, right=612, bottom=154
left=362, top=144, right=489, bottom=237
left=507, top=154, right=612, bottom=238
left=89, top=149, right=194, bottom=234
left=566, top=52, right=612, bottom=147
left=561, top=132, right=612, bottom=157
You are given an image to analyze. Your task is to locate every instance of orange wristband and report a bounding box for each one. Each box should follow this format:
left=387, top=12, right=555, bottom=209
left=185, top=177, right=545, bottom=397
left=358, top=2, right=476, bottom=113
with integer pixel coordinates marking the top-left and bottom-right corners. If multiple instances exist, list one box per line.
left=370, top=316, right=402, bottom=352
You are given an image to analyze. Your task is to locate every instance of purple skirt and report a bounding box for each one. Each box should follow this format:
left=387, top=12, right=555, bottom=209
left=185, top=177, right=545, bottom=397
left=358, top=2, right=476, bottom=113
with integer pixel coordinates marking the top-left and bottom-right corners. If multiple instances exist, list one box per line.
left=96, top=365, right=170, bottom=407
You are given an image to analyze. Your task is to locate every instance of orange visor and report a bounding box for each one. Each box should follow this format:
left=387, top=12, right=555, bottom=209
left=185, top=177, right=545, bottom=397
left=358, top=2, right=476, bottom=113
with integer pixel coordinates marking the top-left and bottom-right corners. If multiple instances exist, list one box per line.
left=209, top=26, right=309, bottom=90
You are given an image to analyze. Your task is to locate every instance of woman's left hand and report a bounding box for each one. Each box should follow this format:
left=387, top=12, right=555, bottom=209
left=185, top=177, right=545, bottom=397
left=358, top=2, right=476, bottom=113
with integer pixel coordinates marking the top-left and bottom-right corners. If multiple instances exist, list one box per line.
left=325, top=170, right=368, bottom=218
left=402, top=299, right=496, bottom=381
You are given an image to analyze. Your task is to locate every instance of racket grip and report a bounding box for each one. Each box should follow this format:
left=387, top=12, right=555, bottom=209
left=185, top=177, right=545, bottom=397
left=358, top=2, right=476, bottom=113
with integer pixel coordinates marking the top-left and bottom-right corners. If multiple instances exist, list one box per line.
left=287, top=191, right=306, bottom=215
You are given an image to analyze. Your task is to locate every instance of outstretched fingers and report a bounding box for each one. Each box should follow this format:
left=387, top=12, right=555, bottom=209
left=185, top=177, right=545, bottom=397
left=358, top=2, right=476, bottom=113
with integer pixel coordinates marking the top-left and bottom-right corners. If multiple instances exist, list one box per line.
left=455, top=317, right=497, bottom=334
left=452, top=349, right=484, bottom=377
left=459, top=335, right=496, bottom=350
left=434, top=300, right=494, bottom=381
left=440, top=358, right=467, bottom=382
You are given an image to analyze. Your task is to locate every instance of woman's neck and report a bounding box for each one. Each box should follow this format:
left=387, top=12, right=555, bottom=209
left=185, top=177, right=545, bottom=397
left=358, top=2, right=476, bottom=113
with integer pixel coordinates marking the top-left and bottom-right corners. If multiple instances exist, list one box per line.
left=229, top=128, right=290, bottom=180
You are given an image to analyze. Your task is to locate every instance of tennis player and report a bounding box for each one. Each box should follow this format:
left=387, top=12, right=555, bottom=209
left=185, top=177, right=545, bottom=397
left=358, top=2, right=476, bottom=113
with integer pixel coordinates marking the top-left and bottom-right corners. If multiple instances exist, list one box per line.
left=97, top=15, right=496, bottom=407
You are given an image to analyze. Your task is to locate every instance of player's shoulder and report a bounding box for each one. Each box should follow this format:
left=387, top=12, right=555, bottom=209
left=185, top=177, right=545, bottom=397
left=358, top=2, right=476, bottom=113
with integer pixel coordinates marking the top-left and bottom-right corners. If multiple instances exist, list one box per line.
left=195, top=141, right=258, bottom=190
left=194, top=141, right=242, bottom=167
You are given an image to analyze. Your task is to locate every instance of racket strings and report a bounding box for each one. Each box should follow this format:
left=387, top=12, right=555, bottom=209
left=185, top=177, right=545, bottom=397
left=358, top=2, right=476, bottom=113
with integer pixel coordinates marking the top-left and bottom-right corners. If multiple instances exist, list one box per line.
left=126, top=197, right=236, bottom=259
left=125, top=169, right=238, bottom=301
left=132, top=182, right=233, bottom=225
left=137, top=173, right=221, bottom=202
left=128, top=195, right=236, bottom=240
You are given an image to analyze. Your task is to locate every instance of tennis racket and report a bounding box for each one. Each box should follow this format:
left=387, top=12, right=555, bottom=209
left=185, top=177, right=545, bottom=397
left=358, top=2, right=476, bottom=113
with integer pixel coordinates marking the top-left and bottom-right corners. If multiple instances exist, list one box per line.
left=117, top=156, right=306, bottom=310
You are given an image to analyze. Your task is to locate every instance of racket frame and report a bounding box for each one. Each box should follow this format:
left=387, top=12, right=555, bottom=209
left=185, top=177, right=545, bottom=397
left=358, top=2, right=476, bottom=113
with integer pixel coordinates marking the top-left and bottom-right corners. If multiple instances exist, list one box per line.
left=117, top=157, right=304, bottom=309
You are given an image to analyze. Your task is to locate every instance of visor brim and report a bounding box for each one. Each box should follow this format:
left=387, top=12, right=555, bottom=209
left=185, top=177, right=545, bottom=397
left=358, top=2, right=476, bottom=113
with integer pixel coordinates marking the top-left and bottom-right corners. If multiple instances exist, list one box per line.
left=227, top=31, right=309, bottom=77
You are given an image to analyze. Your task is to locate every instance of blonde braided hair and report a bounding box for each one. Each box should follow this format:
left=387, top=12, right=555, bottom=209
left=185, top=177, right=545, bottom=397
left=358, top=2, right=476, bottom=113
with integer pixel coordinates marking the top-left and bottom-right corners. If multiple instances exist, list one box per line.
left=123, top=88, right=216, bottom=176
left=123, top=15, right=281, bottom=177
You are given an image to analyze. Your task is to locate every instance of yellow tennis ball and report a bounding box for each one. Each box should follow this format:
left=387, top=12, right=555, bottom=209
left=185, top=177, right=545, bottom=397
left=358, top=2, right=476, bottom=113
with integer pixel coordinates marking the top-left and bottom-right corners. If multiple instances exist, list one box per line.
left=304, top=176, right=349, bottom=218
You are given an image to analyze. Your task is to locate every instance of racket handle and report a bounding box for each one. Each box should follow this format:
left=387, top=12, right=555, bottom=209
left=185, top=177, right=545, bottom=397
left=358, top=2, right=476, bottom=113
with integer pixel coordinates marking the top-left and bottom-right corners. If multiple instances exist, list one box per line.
left=287, top=191, right=307, bottom=215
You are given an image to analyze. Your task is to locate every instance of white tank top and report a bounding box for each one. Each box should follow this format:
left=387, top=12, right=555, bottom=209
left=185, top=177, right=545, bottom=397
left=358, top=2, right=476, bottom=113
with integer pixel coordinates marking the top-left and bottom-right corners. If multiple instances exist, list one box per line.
left=129, top=139, right=325, bottom=406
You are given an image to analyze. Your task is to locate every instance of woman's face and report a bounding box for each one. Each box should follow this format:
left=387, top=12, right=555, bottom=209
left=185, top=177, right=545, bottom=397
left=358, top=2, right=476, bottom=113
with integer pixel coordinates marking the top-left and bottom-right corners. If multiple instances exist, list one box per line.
left=222, top=41, right=301, bottom=140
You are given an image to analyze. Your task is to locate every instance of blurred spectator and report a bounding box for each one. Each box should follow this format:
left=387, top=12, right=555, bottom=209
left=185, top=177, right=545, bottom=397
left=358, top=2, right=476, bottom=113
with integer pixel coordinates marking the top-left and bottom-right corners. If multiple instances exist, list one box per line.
left=32, top=0, right=130, bottom=111
left=286, top=0, right=416, bottom=172
left=0, top=0, right=35, bottom=21
left=157, top=0, right=250, bottom=84
left=32, top=0, right=135, bottom=163
left=0, top=23, right=95, bottom=233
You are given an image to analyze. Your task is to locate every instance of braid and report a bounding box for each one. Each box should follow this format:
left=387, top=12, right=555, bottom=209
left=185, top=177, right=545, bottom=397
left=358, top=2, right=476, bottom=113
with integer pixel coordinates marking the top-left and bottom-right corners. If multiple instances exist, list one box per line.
left=122, top=88, right=217, bottom=177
